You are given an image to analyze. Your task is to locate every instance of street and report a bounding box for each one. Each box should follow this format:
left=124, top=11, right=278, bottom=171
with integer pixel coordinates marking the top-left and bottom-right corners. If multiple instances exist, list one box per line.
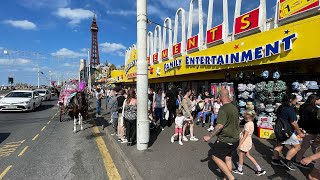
left=0, top=97, right=111, bottom=180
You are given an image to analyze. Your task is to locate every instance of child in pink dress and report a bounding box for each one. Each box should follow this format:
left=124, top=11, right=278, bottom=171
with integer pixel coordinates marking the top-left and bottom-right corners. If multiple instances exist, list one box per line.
left=171, top=109, right=185, bottom=145
left=233, top=110, right=266, bottom=176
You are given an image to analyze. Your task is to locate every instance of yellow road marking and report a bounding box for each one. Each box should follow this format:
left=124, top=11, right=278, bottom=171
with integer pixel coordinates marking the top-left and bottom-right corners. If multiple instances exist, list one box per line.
left=6, top=140, right=25, bottom=144
left=41, top=126, right=46, bottom=131
left=18, top=146, right=29, bottom=157
left=47, top=121, right=51, bottom=124
left=0, top=165, right=12, bottom=180
left=92, top=122, right=121, bottom=180
left=32, top=134, right=39, bottom=141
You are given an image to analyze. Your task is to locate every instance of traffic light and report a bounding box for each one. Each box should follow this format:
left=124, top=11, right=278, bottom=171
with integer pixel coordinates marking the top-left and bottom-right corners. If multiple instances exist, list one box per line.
left=8, top=77, right=14, bottom=84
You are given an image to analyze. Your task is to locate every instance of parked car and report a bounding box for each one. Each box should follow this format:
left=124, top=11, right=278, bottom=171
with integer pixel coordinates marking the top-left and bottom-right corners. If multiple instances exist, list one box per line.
left=0, top=90, right=42, bottom=112
left=35, top=89, right=51, bottom=101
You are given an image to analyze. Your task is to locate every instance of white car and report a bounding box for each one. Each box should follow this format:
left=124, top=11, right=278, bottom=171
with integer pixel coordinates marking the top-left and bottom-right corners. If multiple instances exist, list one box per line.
left=35, top=89, right=51, bottom=101
left=0, top=90, right=42, bottom=112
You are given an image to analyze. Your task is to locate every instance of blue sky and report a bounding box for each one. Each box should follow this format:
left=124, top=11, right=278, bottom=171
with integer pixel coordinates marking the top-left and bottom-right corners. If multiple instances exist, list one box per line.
left=0, top=0, right=277, bottom=86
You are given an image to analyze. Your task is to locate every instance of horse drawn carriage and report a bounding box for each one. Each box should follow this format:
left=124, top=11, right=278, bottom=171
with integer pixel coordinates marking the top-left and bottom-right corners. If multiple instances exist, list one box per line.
left=58, top=80, right=89, bottom=133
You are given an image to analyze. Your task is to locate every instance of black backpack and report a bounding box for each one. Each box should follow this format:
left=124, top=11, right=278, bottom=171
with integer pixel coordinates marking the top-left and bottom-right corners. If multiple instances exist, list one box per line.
left=274, top=116, right=293, bottom=142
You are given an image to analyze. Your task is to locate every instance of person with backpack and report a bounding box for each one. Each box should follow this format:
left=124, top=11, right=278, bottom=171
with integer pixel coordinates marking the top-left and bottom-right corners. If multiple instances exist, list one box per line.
left=294, top=94, right=320, bottom=168
left=272, top=93, right=305, bottom=171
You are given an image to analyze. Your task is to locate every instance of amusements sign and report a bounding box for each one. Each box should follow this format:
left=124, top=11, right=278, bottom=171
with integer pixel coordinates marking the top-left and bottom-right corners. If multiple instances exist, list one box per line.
left=279, top=0, right=320, bottom=20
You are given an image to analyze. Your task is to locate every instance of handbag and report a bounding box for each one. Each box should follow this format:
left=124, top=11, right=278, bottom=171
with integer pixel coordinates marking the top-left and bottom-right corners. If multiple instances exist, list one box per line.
left=165, top=109, right=169, bottom=121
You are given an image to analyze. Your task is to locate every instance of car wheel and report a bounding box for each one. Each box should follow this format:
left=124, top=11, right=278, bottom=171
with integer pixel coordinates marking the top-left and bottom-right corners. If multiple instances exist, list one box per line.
left=32, top=103, right=36, bottom=112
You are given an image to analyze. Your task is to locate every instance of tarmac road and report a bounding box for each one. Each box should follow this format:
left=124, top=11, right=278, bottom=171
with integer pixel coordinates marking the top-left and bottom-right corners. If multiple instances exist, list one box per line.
left=0, top=97, right=110, bottom=180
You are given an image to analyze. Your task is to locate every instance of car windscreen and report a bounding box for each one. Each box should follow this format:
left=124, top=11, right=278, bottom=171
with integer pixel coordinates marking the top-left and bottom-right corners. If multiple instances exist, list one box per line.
left=36, top=90, right=46, bottom=94
left=5, top=92, right=32, bottom=98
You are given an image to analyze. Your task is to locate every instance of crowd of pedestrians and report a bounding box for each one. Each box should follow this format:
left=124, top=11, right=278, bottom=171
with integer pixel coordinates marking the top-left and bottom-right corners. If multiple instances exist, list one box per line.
left=92, top=84, right=320, bottom=180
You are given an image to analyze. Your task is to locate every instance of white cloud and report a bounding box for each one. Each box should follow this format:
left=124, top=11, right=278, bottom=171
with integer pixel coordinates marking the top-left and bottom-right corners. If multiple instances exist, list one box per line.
left=20, top=0, right=70, bottom=9
left=100, top=42, right=126, bottom=56
left=0, top=58, right=31, bottom=65
left=62, top=63, right=78, bottom=67
left=3, top=20, right=37, bottom=30
left=54, top=8, right=94, bottom=26
left=51, top=48, right=86, bottom=58
left=148, top=5, right=167, bottom=19
left=81, top=48, right=89, bottom=52
left=106, top=10, right=136, bottom=16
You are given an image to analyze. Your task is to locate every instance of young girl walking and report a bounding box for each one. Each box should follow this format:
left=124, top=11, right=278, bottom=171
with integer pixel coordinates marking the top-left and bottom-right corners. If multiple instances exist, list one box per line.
left=171, top=109, right=185, bottom=145
left=233, top=110, right=266, bottom=176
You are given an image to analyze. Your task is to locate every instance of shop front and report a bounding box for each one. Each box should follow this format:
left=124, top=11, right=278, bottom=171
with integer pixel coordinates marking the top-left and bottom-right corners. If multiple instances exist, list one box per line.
left=111, top=0, right=320, bottom=138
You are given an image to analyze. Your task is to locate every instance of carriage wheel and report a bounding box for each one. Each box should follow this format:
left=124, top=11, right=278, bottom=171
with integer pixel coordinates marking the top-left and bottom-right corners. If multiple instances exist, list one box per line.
left=59, top=106, right=63, bottom=122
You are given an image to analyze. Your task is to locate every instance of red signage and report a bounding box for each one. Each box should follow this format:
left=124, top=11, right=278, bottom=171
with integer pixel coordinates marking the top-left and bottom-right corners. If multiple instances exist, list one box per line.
left=127, top=72, right=137, bottom=79
left=172, top=43, right=181, bottom=57
left=147, top=56, right=150, bottom=64
left=162, top=49, right=169, bottom=60
left=234, top=8, right=260, bottom=35
left=206, top=24, right=223, bottom=45
left=153, top=53, right=158, bottom=63
left=187, top=35, right=199, bottom=52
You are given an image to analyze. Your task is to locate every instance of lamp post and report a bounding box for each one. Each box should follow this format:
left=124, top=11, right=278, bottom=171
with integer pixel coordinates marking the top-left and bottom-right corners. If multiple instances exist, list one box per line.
left=3, top=49, right=12, bottom=86
left=136, top=0, right=149, bottom=150
left=49, top=71, right=52, bottom=87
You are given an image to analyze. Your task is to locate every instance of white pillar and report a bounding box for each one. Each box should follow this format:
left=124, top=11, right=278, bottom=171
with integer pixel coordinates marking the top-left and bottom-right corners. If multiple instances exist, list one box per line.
left=87, top=50, right=92, bottom=92
left=232, top=0, right=242, bottom=40
left=137, top=0, right=149, bottom=150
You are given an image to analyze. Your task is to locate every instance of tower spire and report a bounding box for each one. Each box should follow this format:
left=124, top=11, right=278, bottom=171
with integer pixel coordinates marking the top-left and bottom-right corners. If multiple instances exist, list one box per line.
left=90, top=14, right=100, bottom=67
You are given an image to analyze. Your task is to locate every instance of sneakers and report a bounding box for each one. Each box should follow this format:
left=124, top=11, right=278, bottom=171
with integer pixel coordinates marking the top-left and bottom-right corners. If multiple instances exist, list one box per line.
left=171, top=137, right=174, bottom=143
left=207, top=126, right=214, bottom=132
left=161, top=127, right=165, bottom=131
left=120, top=139, right=128, bottom=143
left=280, top=159, right=296, bottom=171
left=232, top=169, right=243, bottom=175
left=190, top=136, right=199, bottom=141
left=202, top=122, right=205, bottom=127
left=255, top=170, right=266, bottom=176
left=182, top=136, right=189, bottom=141
left=179, top=141, right=183, bottom=145
left=292, top=161, right=310, bottom=169
left=271, top=159, right=283, bottom=166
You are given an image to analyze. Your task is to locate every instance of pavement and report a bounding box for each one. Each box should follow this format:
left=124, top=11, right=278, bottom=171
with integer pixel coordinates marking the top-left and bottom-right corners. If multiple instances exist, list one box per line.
left=96, top=101, right=313, bottom=180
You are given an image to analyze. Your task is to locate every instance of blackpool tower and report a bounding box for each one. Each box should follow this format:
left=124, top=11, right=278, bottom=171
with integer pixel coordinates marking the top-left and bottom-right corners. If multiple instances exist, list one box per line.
left=90, top=15, right=100, bottom=67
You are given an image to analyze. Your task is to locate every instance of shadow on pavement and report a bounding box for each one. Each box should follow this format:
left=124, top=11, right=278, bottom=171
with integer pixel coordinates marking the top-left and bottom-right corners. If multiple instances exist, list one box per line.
left=200, top=142, right=224, bottom=178
left=148, top=127, right=162, bottom=147
left=252, top=138, right=308, bottom=180
left=0, top=133, right=10, bottom=144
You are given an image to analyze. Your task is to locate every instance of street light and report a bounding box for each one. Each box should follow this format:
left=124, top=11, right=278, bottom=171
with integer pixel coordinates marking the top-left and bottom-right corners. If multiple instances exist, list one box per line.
left=49, top=70, right=52, bottom=87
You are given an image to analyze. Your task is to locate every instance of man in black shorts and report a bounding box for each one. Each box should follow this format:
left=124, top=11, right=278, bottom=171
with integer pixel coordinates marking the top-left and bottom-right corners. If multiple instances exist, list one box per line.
left=203, top=88, right=240, bottom=180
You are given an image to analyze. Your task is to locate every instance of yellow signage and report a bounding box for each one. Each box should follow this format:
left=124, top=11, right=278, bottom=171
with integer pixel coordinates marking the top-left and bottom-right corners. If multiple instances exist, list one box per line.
left=258, top=127, right=276, bottom=139
left=279, top=0, right=319, bottom=20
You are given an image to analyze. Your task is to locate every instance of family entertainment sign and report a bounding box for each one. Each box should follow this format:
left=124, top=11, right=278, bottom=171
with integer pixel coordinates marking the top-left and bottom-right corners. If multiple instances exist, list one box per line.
left=186, top=33, right=297, bottom=66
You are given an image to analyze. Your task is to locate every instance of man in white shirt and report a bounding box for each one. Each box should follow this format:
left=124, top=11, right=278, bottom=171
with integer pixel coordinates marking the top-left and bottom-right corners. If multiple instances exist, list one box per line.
left=94, top=85, right=104, bottom=117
